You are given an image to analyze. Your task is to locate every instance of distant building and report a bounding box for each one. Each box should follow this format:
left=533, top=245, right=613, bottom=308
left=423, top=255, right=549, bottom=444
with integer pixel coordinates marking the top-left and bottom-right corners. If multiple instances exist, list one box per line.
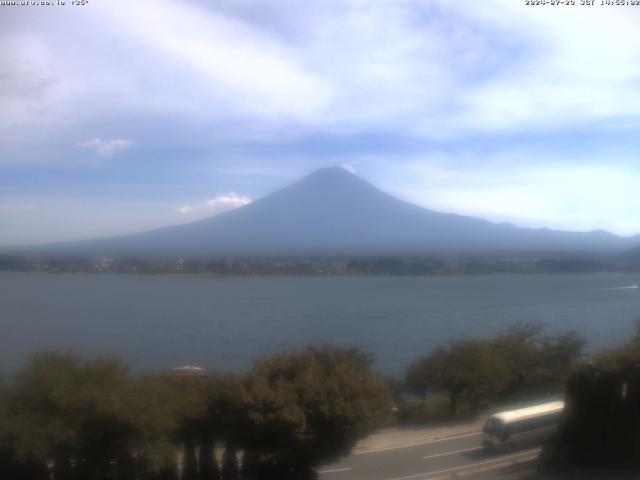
left=94, top=257, right=115, bottom=272
left=176, top=258, right=185, bottom=272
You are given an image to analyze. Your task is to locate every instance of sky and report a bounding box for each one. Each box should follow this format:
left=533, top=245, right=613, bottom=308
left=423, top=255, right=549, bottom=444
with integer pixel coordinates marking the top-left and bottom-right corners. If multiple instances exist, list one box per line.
left=2, top=0, right=640, bottom=246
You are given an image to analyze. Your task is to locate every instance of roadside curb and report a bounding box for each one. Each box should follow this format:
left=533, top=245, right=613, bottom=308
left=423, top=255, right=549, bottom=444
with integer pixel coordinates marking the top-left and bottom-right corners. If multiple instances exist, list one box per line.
left=352, top=427, right=485, bottom=455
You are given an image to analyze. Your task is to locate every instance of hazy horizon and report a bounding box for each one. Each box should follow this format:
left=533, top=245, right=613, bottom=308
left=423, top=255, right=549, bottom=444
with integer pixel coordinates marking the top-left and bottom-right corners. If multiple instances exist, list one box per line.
left=3, top=166, right=640, bottom=251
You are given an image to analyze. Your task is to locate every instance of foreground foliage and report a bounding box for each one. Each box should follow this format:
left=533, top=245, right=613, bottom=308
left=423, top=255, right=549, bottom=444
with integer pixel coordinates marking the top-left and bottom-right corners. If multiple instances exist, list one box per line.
left=0, top=346, right=391, bottom=480
left=553, top=325, right=640, bottom=470
left=405, top=324, right=584, bottom=415
left=240, top=347, right=392, bottom=479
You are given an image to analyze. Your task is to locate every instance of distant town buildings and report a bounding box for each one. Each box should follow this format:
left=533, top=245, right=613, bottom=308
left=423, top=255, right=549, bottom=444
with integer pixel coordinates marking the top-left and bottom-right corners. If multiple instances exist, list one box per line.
left=94, top=257, right=115, bottom=272
left=0, top=254, right=630, bottom=275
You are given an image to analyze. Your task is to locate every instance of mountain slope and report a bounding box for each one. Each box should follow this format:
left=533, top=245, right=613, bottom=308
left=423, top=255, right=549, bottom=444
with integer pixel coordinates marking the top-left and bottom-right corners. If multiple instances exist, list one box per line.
left=23, top=167, right=640, bottom=257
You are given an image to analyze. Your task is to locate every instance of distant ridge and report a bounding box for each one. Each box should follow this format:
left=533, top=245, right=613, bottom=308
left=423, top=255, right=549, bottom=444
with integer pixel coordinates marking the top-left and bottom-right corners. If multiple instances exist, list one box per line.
left=13, top=167, right=640, bottom=258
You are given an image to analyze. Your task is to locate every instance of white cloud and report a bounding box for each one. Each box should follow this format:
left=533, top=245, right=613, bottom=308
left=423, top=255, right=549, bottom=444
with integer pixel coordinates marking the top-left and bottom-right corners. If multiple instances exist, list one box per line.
left=419, top=0, right=640, bottom=136
left=5, top=0, right=640, bottom=146
left=77, top=138, right=134, bottom=158
left=177, top=193, right=251, bottom=217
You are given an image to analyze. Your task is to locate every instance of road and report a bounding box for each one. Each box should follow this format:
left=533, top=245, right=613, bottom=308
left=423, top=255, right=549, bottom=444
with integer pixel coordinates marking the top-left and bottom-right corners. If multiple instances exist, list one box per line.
left=317, top=430, right=540, bottom=480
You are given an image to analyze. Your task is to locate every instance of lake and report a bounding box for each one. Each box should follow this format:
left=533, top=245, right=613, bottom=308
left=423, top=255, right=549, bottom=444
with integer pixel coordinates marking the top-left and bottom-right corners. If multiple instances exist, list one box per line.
left=1, top=272, right=639, bottom=376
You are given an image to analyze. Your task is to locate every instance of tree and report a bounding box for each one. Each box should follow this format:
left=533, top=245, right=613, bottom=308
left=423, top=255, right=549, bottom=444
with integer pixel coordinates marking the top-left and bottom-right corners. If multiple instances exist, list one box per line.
left=199, top=431, right=219, bottom=480
left=165, top=373, right=247, bottom=480
left=538, top=331, right=585, bottom=389
left=559, top=362, right=640, bottom=468
left=548, top=329, right=640, bottom=470
left=5, top=352, right=182, bottom=480
left=492, top=323, right=543, bottom=397
left=203, top=376, right=246, bottom=480
left=164, top=373, right=216, bottom=480
left=239, top=346, right=391, bottom=479
left=406, top=339, right=510, bottom=414
left=157, top=462, right=180, bottom=480
left=182, top=436, right=198, bottom=480
left=221, top=443, right=239, bottom=480
left=128, top=376, right=183, bottom=477
left=0, top=378, right=24, bottom=480
left=406, top=325, right=585, bottom=415
left=9, top=352, right=147, bottom=479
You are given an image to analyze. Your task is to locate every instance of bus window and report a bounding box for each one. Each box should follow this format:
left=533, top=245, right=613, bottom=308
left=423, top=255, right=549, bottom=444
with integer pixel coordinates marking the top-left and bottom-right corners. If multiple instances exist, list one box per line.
left=483, top=418, right=504, bottom=437
left=500, top=424, right=511, bottom=442
left=500, top=413, right=562, bottom=443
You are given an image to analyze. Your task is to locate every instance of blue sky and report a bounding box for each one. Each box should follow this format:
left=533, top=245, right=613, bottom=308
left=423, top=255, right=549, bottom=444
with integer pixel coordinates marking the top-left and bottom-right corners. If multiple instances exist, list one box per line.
left=2, top=0, right=640, bottom=246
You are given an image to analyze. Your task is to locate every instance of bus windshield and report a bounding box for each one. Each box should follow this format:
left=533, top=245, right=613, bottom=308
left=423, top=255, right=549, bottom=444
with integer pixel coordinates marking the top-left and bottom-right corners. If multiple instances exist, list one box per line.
left=483, top=418, right=504, bottom=437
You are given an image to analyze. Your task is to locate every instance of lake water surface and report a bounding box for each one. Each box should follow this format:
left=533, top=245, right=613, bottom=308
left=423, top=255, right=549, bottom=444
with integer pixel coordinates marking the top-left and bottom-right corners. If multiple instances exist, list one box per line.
left=1, top=272, right=640, bottom=376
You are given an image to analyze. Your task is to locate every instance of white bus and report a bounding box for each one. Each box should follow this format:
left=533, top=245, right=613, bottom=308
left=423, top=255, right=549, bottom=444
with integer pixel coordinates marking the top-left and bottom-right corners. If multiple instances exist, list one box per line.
left=482, top=401, right=564, bottom=452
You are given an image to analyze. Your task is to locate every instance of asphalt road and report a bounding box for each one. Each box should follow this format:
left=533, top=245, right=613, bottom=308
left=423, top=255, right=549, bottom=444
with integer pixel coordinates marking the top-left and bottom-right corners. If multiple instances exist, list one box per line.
left=317, top=431, right=540, bottom=480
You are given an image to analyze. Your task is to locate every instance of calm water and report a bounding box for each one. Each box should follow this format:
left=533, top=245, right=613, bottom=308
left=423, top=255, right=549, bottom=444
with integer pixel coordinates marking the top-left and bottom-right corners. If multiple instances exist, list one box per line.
left=1, top=272, right=640, bottom=376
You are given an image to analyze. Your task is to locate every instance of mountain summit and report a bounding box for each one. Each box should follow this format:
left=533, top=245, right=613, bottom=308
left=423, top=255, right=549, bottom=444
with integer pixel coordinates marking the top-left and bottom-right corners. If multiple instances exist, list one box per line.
left=29, top=167, right=640, bottom=257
